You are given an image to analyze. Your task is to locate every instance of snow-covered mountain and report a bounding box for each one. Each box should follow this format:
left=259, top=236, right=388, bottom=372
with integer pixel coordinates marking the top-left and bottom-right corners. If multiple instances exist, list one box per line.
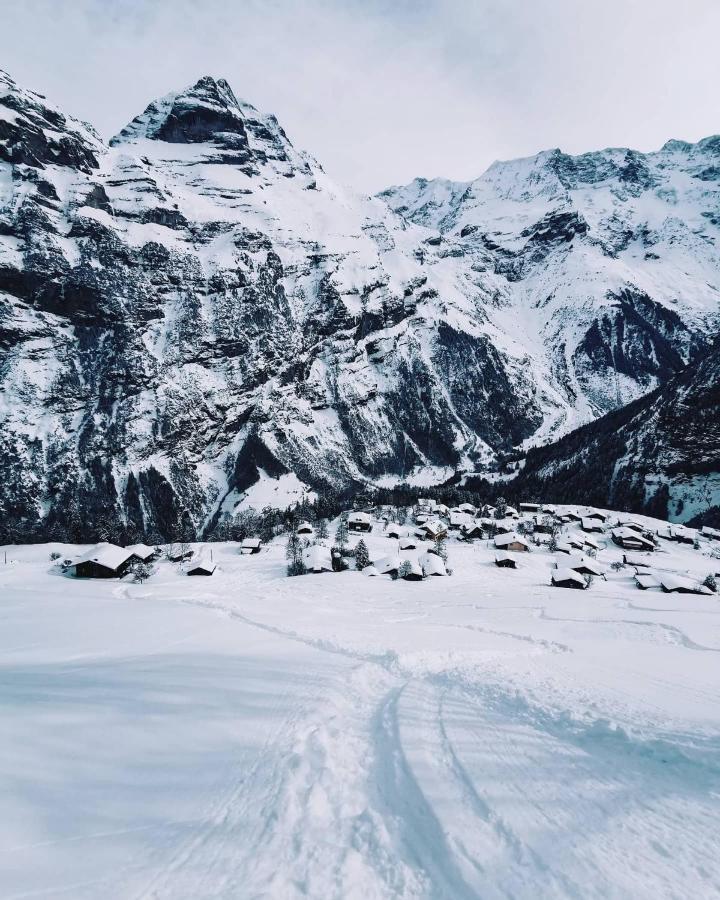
left=1, top=68, right=719, bottom=540
left=510, top=340, right=720, bottom=525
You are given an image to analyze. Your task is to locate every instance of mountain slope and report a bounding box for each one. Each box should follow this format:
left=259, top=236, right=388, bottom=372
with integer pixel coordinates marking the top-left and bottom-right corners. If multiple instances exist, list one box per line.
left=1, top=68, right=719, bottom=541
left=509, top=341, right=720, bottom=524
left=0, top=71, right=542, bottom=541
left=381, top=142, right=720, bottom=432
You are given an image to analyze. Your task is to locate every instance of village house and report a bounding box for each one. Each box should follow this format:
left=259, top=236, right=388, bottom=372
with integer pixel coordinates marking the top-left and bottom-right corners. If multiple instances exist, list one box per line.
left=69, top=544, right=136, bottom=579
left=303, top=545, right=333, bottom=573
left=557, top=556, right=606, bottom=578
left=348, top=512, right=373, bottom=533
left=399, top=537, right=419, bottom=551
left=581, top=517, right=604, bottom=534
left=612, top=528, right=655, bottom=552
left=167, top=546, right=194, bottom=563
left=460, top=521, right=484, bottom=541
left=660, top=574, right=712, bottom=595
left=494, top=533, right=530, bottom=553
left=240, top=538, right=262, bottom=554
left=420, top=520, right=448, bottom=541
left=297, top=521, right=314, bottom=535
left=494, top=552, right=517, bottom=569
left=386, top=524, right=406, bottom=539
left=126, top=543, right=159, bottom=563
left=552, top=568, right=588, bottom=590
left=420, top=553, right=447, bottom=577
left=519, top=502, right=541, bottom=513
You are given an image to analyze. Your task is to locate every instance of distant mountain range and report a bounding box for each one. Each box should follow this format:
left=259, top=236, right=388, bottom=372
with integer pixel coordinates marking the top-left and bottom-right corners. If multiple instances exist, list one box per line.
left=1, top=69, right=718, bottom=540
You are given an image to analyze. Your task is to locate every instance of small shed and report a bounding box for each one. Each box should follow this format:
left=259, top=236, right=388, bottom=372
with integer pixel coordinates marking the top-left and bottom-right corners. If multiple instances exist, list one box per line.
left=386, top=524, right=406, bottom=539
left=69, top=544, right=136, bottom=579
left=581, top=518, right=604, bottom=534
left=458, top=503, right=476, bottom=515
left=495, top=552, right=517, bottom=569
left=303, top=546, right=333, bottom=573
left=552, top=568, right=587, bottom=590
left=494, top=533, right=529, bottom=553
left=520, top=502, right=541, bottom=513
left=348, top=512, right=373, bottom=532
left=504, top=506, right=519, bottom=518
left=362, top=565, right=379, bottom=577
left=582, top=535, right=601, bottom=551
left=297, top=521, right=314, bottom=535
left=420, top=553, right=447, bottom=577
left=700, top=525, right=720, bottom=541
left=584, top=510, right=608, bottom=522
left=399, top=537, right=419, bottom=551
left=241, top=538, right=262, bottom=554
left=187, top=553, right=216, bottom=576
left=415, top=513, right=429, bottom=525
left=624, top=554, right=651, bottom=568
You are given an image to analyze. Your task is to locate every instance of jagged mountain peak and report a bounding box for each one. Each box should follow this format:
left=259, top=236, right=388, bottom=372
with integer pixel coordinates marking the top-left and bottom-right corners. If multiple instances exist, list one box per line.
left=0, top=67, right=103, bottom=172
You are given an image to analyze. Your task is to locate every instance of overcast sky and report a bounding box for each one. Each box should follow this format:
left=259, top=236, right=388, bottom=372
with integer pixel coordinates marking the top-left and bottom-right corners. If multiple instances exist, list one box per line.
left=2, top=0, right=719, bottom=192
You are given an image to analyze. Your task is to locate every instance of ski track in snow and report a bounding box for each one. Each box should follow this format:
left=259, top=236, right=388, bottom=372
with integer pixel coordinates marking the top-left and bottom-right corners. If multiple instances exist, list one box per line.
left=2, top=532, right=720, bottom=898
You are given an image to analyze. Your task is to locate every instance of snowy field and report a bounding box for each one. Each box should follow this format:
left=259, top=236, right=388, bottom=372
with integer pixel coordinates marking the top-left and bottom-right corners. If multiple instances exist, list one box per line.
left=2, top=513, right=720, bottom=899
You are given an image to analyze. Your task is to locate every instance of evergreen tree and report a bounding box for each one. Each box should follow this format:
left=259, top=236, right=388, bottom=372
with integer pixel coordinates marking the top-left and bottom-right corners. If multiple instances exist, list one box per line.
left=335, top=515, right=349, bottom=550
left=355, top=539, right=370, bottom=570
left=398, top=560, right=412, bottom=580
left=495, top=496, right=508, bottom=519
left=317, top=518, right=329, bottom=541
left=433, top=535, right=448, bottom=561
left=131, top=561, right=152, bottom=584
left=286, top=529, right=305, bottom=576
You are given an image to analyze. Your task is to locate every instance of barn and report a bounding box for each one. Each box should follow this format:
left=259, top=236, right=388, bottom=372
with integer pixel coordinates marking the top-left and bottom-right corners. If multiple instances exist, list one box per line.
left=460, top=521, right=484, bottom=540
left=420, top=520, right=448, bottom=541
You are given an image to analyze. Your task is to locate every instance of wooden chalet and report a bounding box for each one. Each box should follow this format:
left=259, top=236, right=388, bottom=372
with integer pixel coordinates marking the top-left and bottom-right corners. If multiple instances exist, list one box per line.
left=612, top=528, right=654, bottom=552
left=659, top=575, right=712, bottom=595
left=348, top=512, right=373, bottom=532
left=494, top=552, right=517, bottom=569
left=187, top=553, right=216, bottom=576
left=494, top=533, right=530, bottom=553
left=551, top=568, right=587, bottom=590
left=297, top=521, right=314, bottom=535
left=241, top=538, right=262, bottom=554
left=69, top=544, right=136, bottom=579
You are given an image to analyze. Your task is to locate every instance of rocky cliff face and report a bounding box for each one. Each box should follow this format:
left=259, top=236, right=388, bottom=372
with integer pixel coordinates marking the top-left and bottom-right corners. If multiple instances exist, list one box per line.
left=1, top=69, right=718, bottom=540
left=509, top=341, right=720, bottom=525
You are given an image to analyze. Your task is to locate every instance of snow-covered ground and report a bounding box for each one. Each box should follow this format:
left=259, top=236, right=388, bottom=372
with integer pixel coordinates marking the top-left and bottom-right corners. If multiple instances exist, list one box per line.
left=2, top=514, right=720, bottom=898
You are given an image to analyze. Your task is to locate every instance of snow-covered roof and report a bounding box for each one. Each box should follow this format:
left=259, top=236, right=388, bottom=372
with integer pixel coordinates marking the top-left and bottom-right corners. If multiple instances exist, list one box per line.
left=303, top=546, right=332, bottom=572
left=375, top=554, right=400, bottom=574
left=349, top=511, right=371, bottom=524
left=494, top=551, right=516, bottom=564
left=581, top=518, right=603, bottom=530
left=187, top=550, right=216, bottom=574
left=556, top=555, right=606, bottom=576
left=420, top=553, right=446, bottom=576
left=458, top=503, right=476, bottom=513
left=72, top=543, right=135, bottom=571
left=386, top=524, right=406, bottom=537
left=399, top=538, right=418, bottom=550
left=241, top=538, right=261, bottom=549
left=125, top=543, right=157, bottom=561
left=421, top=519, right=447, bottom=537
left=494, top=533, right=529, bottom=549
left=635, top=573, right=661, bottom=589
left=398, top=557, right=423, bottom=578
left=297, top=521, right=314, bottom=531
left=552, top=568, right=586, bottom=587
left=701, top=525, right=720, bottom=540
left=362, top=565, right=379, bottom=577
left=660, top=574, right=711, bottom=594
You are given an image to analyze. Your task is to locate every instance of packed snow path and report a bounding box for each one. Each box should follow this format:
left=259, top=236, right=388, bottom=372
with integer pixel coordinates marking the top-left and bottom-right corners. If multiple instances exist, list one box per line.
left=2, top=531, right=720, bottom=898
